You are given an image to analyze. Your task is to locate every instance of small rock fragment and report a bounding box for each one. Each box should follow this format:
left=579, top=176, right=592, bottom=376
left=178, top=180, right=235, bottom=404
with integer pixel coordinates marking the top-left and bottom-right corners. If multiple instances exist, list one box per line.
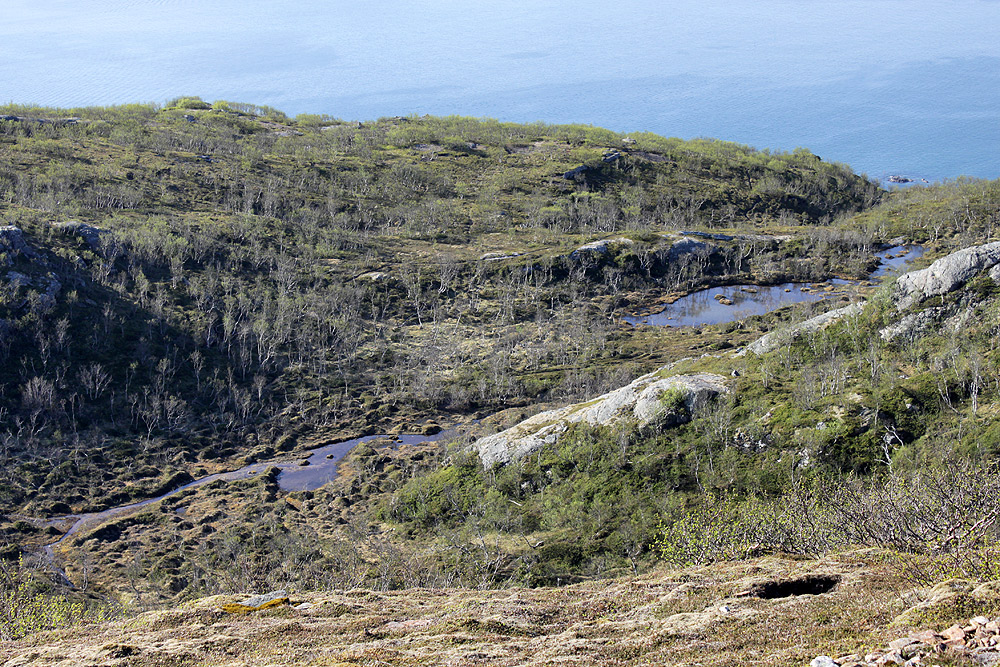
left=878, top=651, right=904, bottom=665
left=221, top=590, right=291, bottom=614
left=974, top=651, right=1000, bottom=666
left=810, top=656, right=837, bottom=667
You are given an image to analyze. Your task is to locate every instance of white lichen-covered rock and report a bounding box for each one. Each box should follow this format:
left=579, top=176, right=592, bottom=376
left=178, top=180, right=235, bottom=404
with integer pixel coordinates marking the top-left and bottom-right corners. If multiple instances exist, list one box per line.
left=743, top=303, right=863, bottom=356
left=879, top=307, right=943, bottom=342
left=238, top=590, right=288, bottom=608
left=895, top=241, right=1000, bottom=310
left=570, top=237, right=634, bottom=259
left=668, top=237, right=713, bottom=261
left=480, top=251, right=522, bottom=262
left=989, top=263, right=1000, bottom=284
left=473, top=372, right=727, bottom=468
left=809, top=657, right=837, bottom=667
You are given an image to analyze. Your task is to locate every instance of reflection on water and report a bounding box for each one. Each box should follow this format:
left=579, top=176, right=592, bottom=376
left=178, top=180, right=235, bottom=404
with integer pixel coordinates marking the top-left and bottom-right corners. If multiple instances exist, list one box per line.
left=624, top=280, right=854, bottom=328
left=43, top=246, right=928, bottom=546
left=625, top=244, right=924, bottom=328
left=869, top=244, right=926, bottom=278
left=49, top=430, right=452, bottom=548
left=276, top=433, right=448, bottom=491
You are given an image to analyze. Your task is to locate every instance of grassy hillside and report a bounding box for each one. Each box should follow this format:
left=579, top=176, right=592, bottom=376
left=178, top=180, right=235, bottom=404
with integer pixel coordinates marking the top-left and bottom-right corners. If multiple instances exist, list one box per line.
left=0, top=99, right=880, bottom=516
left=2, top=100, right=1000, bottom=646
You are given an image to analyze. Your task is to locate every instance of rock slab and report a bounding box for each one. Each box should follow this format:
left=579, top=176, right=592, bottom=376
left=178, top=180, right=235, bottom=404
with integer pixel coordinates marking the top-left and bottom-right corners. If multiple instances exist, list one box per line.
left=895, top=241, right=1000, bottom=310
left=744, top=303, right=863, bottom=356
left=473, top=372, right=727, bottom=468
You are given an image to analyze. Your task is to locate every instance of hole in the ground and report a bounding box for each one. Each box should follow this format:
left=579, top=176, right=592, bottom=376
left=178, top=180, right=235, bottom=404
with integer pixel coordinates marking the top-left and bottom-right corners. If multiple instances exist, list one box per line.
left=750, top=574, right=841, bottom=599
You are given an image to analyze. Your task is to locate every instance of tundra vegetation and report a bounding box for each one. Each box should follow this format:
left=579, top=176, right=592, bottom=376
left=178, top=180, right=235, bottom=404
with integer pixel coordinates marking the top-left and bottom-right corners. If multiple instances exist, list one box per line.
left=1, top=99, right=1000, bottom=652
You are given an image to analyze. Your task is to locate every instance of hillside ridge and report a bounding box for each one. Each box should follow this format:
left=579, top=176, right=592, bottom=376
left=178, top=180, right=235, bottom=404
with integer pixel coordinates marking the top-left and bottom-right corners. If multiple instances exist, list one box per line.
left=3, top=102, right=1000, bottom=664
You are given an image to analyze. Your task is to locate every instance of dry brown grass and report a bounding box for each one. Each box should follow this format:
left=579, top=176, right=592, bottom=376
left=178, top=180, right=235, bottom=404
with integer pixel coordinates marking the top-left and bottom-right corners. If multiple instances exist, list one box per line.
left=6, top=551, right=987, bottom=667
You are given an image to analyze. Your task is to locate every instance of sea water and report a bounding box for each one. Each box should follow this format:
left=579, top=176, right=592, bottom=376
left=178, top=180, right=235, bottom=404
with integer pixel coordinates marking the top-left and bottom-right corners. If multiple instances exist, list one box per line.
left=2, top=0, right=999, bottom=182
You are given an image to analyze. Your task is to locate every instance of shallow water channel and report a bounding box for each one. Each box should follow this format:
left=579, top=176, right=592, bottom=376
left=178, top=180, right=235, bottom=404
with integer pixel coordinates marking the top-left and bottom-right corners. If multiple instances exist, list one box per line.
left=46, top=431, right=453, bottom=551
left=624, top=244, right=924, bottom=328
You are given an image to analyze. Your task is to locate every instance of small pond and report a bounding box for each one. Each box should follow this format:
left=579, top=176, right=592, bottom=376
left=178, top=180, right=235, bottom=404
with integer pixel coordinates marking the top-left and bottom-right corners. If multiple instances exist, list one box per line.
left=43, top=246, right=927, bottom=550
left=624, top=244, right=924, bottom=328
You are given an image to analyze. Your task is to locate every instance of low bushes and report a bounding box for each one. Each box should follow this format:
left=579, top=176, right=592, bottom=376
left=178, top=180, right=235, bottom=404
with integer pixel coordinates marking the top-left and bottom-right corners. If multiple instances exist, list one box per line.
left=0, top=556, right=123, bottom=640
left=655, top=462, right=1000, bottom=583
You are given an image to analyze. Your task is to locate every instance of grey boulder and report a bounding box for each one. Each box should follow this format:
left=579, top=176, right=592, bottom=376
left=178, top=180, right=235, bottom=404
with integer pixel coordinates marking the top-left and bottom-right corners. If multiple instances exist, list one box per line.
left=744, top=303, right=863, bottom=356
left=895, top=241, right=1000, bottom=310
left=473, top=371, right=727, bottom=468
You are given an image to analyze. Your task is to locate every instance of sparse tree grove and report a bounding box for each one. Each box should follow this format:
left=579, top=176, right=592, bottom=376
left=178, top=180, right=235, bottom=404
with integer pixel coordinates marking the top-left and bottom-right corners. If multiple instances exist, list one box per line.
left=0, top=101, right=999, bottom=620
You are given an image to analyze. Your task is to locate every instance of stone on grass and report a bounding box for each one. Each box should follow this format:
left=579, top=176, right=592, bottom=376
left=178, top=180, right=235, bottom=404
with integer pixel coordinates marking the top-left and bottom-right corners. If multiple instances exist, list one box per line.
left=0, top=226, right=40, bottom=259
left=971, top=581, right=1000, bottom=602
left=744, top=303, right=862, bottom=355
left=810, top=656, right=838, bottom=667
left=989, top=263, right=1000, bottom=284
left=51, top=221, right=107, bottom=253
left=974, top=651, right=1000, bottom=666
left=221, top=590, right=291, bottom=614
left=570, top=237, right=634, bottom=260
left=879, top=308, right=942, bottom=342
left=239, top=590, right=288, bottom=608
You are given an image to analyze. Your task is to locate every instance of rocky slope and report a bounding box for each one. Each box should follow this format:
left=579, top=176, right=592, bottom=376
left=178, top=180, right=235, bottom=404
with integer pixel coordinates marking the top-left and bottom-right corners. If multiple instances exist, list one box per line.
left=743, top=302, right=863, bottom=356
left=0, top=104, right=883, bottom=522
left=895, top=241, right=1000, bottom=309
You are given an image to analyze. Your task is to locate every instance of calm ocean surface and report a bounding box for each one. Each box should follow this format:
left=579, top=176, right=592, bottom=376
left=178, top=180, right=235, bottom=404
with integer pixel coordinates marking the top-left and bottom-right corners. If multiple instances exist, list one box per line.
left=2, top=0, right=999, bottom=183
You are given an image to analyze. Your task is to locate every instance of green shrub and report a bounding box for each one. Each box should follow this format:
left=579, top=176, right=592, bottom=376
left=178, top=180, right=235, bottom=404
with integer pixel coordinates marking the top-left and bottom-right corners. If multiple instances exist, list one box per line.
left=165, top=96, right=211, bottom=110
left=0, top=557, right=123, bottom=640
left=655, top=463, right=1000, bottom=570
left=654, top=494, right=816, bottom=566
left=658, top=386, right=689, bottom=415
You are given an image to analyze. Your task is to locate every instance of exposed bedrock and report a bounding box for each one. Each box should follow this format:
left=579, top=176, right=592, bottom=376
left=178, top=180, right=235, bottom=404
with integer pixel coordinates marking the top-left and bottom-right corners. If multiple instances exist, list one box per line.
left=473, top=372, right=728, bottom=468
left=895, top=241, right=1000, bottom=310
left=743, top=303, right=863, bottom=356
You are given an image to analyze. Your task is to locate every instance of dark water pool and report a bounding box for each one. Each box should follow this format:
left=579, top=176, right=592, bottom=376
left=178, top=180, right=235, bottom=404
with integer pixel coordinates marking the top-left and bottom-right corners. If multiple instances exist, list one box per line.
left=625, top=244, right=924, bottom=328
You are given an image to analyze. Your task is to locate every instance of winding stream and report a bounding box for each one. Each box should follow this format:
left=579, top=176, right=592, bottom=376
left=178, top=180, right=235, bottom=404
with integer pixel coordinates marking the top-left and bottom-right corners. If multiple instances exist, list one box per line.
left=625, top=245, right=925, bottom=328
left=43, top=431, right=453, bottom=554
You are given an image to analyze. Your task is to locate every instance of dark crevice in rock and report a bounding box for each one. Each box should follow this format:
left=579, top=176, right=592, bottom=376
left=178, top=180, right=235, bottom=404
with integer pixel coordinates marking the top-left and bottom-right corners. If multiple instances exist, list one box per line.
left=750, top=574, right=841, bottom=599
